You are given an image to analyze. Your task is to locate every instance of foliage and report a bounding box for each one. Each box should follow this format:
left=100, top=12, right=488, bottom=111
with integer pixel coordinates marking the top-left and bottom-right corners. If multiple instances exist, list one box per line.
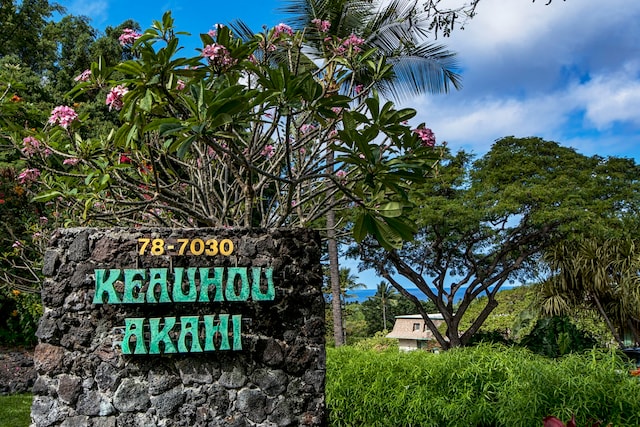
left=0, top=0, right=141, bottom=346
left=459, top=284, right=538, bottom=340
left=352, top=330, right=399, bottom=351
left=520, top=316, right=598, bottom=359
left=16, top=13, right=442, bottom=251
left=0, top=288, right=41, bottom=346
left=356, top=137, right=640, bottom=348
left=540, top=238, right=640, bottom=348
left=458, top=285, right=616, bottom=349
left=327, top=344, right=640, bottom=426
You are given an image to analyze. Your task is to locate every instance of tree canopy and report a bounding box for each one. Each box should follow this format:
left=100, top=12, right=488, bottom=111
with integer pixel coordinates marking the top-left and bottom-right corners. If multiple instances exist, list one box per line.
left=356, top=136, right=640, bottom=348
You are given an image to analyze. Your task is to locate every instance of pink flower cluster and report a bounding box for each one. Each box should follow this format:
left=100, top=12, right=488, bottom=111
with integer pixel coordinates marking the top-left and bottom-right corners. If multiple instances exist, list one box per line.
left=413, top=127, right=436, bottom=147
left=207, top=23, right=225, bottom=38
left=261, top=144, right=276, bottom=158
left=48, top=106, right=78, bottom=129
left=119, top=28, right=142, bottom=46
left=273, top=23, right=294, bottom=38
left=300, top=124, right=317, bottom=134
left=342, top=33, right=365, bottom=51
left=18, top=168, right=40, bottom=184
left=21, top=136, right=50, bottom=157
left=311, top=18, right=331, bottom=32
left=106, top=85, right=128, bottom=111
left=63, top=158, right=81, bottom=166
left=202, top=43, right=235, bottom=68
left=335, top=170, right=347, bottom=180
left=327, top=33, right=366, bottom=56
left=74, top=69, right=91, bottom=82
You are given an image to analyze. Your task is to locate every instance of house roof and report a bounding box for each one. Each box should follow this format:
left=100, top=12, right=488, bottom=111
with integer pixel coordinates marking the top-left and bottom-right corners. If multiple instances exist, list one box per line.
left=386, top=314, right=444, bottom=340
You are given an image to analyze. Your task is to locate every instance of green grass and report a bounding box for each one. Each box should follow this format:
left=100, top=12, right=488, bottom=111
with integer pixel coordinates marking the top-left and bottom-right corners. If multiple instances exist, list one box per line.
left=0, top=394, right=32, bottom=427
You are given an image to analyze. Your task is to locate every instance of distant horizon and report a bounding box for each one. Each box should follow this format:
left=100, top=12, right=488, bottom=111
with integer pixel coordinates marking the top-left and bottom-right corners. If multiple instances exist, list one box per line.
left=343, top=283, right=524, bottom=304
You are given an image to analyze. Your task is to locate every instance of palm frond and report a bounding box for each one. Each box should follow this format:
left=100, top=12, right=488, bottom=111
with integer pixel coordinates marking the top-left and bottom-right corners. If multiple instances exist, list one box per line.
left=365, top=0, right=431, bottom=50
left=378, top=43, right=461, bottom=99
left=228, top=19, right=257, bottom=42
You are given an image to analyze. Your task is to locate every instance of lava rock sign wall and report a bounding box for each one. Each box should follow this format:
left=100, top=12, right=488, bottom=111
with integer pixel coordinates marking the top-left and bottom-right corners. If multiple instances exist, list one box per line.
left=31, top=228, right=326, bottom=427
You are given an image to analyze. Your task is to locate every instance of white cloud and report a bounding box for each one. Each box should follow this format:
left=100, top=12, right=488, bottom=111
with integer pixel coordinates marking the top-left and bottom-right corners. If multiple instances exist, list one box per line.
left=571, top=63, right=640, bottom=130
left=395, top=0, right=640, bottom=158
left=65, top=0, right=109, bottom=24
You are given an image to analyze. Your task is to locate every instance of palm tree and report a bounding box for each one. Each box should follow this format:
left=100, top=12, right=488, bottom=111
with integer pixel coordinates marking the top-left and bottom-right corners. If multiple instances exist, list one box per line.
left=540, top=238, right=640, bottom=348
left=280, top=0, right=461, bottom=346
left=230, top=0, right=461, bottom=346
left=281, top=0, right=462, bottom=99
left=340, top=267, right=366, bottom=299
left=374, top=280, right=398, bottom=330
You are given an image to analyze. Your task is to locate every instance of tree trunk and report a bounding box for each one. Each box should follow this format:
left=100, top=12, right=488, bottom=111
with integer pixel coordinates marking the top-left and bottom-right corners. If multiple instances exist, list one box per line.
left=327, top=208, right=344, bottom=346
left=382, top=297, right=387, bottom=331
left=592, top=293, right=625, bottom=348
left=326, top=147, right=344, bottom=347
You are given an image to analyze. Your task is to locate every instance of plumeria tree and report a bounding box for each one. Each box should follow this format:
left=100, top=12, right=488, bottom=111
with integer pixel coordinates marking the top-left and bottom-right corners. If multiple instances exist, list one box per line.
left=14, top=12, right=441, bottom=252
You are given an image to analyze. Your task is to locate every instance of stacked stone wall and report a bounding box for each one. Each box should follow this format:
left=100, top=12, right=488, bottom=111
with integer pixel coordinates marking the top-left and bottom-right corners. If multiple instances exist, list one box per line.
left=31, top=228, right=325, bottom=426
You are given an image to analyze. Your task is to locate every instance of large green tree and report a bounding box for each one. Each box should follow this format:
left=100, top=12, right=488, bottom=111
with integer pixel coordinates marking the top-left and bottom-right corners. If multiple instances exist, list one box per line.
left=357, top=136, right=640, bottom=349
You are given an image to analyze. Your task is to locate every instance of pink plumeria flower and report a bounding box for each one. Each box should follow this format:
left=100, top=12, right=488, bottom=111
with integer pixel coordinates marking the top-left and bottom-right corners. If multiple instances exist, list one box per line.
left=74, top=69, right=91, bottom=82
left=21, top=136, right=41, bottom=157
left=354, top=84, right=364, bottom=95
left=300, top=124, right=316, bottom=134
left=17, top=168, right=40, bottom=184
left=63, top=158, right=81, bottom=166
left=202, top=43, right=235, bottom=67
left=342, top=33, right=365, bottom=53
left=48, top=106, right=78, bottom=129
left=119, top=28, right=142, bottom=46
left=176, top=80, right=186, bottom=90
left=273, top=23, right=294, bottom=38
left=336, top=170, right=347, bottom=180
left=261, top=144, right=276, bottom=158
left=106, top=85, right=129, bottom=111
left=311, top=18, right=331, bottom=32
left=208, top=23, right=225, bottom=38
left=12, top=241, right=23, bottom=249
left=413, top=127, right=436, bottom=147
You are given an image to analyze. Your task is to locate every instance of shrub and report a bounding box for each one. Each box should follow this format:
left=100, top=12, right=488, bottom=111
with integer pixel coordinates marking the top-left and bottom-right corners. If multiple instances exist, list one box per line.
left=0, top=288, right=41, bottom=346
left=326, top=343, right=640, bottom=426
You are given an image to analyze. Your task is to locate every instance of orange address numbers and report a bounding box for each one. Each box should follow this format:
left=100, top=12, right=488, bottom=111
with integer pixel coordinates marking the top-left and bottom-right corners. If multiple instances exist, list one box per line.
left=137, top=238, right=234, bottom=257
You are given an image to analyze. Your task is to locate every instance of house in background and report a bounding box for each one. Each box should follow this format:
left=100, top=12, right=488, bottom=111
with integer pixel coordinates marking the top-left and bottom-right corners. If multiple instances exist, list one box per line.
left=386, top=314, right=445, bottom=351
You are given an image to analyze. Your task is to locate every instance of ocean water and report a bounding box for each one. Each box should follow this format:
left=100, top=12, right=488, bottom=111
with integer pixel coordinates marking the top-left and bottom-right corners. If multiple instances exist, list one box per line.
left=343, top=285, right=520, bottom=304
left=343, top=288, right=428, bottom=304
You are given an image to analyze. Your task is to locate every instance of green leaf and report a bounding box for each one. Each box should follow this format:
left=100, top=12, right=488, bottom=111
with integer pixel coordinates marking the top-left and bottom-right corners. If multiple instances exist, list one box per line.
left=378, top=201, right=404, bottom=218
left=139, top=89, right=154, bottom=112
left=176, top=135, right=197, bottom=158
left=372, top=216, right=403, bottom=250
left=353, top=212, right=368, bottom=243
left=32, top=190, right=63, bottom=203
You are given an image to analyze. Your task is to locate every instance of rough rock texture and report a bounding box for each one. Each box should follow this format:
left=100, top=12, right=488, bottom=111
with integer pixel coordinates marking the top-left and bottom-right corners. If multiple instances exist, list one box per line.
left=0, top=346, right=36, bottom=394
left=32, top=228, right=325, bottom=426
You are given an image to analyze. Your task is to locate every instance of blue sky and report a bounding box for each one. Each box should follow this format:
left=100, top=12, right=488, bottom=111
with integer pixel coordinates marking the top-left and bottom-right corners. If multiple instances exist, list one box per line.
left=58, top=0, right=640, bottom=289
